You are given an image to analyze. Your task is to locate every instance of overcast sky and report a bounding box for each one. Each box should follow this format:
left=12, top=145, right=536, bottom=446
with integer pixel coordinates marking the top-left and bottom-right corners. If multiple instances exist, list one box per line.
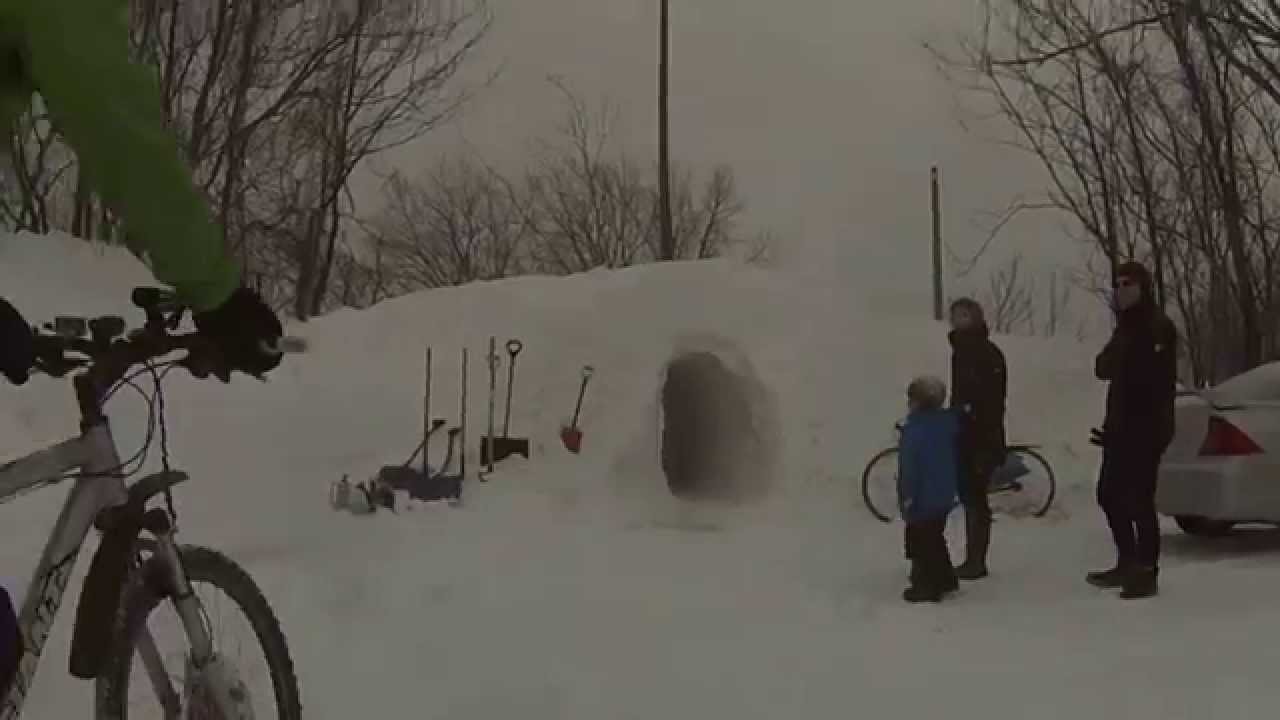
left=361, top=0, right=1099, bottom=327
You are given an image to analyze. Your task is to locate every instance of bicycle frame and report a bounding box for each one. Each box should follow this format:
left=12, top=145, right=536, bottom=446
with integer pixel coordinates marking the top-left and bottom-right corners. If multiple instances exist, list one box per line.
left=0, top=422, right=128, bottom=718
left=0, top=393, right=227, bottom=718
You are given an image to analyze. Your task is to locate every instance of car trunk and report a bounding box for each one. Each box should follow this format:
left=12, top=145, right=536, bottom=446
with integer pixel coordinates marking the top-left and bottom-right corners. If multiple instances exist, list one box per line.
left=1158, top=365, right=1280, bottom=523
left=1165, top=392, right=1213, bottom=462
left=1168, top=365, right=1280, bottom=459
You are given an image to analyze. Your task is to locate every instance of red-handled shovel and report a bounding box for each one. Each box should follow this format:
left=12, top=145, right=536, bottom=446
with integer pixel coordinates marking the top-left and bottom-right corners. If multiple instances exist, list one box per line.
left=560, top=365, right=594, bottom=454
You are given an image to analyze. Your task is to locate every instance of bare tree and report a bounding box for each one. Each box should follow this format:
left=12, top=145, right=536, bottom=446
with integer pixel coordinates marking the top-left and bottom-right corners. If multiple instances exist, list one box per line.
left=4, top=0, right=491, bottom=321
left=520, top=77, right=754, bottom=274
left=665, top=164, right=745, bottom=260
left=931, top=0, right=1280, bottom=383
left=328, top=229, right=395, bottom=308
left=520, top=77, right=654, bottom=273
left=374, top=155, right=529, bottom=290
left=276, top=0, right=494, bottom=319
left=981, top=254, right=1036, bottom=334
left=1, top=104, right=75, bottom=234
left=1041, top=268, right=1074, bottom=337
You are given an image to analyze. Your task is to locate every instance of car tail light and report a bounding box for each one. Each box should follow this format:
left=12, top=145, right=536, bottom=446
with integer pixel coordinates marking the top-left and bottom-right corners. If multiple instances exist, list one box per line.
left=1198, top=416, right=1263, bottom=456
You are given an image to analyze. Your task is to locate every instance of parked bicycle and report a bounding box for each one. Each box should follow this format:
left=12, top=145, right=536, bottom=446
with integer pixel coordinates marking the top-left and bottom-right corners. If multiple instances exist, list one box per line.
left=860, top=421, right=1057, bottom=523
left=0, top=287, right=302, bottom=718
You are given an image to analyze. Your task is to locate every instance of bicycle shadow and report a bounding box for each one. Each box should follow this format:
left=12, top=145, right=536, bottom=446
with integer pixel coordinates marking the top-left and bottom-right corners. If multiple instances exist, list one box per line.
left=1162, top=525, right=1280, bottom=566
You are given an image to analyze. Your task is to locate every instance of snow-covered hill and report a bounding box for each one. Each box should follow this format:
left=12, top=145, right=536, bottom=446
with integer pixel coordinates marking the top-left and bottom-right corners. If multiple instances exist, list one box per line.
left=1, top=231, right=1275, bottom=719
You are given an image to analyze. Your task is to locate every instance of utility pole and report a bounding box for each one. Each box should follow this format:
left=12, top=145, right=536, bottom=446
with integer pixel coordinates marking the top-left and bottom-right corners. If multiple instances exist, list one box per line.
left=657, top=0, right=674, bottom=261
left=930, top=166, right=944, bottom=321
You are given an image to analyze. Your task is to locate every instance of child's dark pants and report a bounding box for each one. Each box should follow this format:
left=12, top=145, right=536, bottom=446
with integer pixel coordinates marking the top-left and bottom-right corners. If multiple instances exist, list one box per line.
left=905, top=514, right=956, bottom=592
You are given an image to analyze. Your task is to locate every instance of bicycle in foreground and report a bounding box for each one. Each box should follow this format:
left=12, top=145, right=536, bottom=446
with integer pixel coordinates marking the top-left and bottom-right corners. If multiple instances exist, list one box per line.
left=0, top=287, right=303, bottom=719
left=860, top=421, right=1057, bottom=523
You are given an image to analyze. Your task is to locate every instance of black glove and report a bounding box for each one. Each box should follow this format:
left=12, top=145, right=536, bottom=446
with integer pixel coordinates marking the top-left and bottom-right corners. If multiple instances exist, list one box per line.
left=192, top=287, right=283, bottom=379
left=1089, top=427, right=1107, bottom=448
left=0, top=297, right=34, bottom=385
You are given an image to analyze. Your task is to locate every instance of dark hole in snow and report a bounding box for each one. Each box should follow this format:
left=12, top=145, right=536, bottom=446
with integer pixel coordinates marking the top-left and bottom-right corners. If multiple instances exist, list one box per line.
left=660, top=351, right=771, bottom=503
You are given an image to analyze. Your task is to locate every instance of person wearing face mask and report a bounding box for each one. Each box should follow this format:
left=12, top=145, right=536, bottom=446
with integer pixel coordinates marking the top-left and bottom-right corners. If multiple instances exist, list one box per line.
left=1087, top=261, right=1178, bottom=599
left=946, top=298, right=1008, bottom=581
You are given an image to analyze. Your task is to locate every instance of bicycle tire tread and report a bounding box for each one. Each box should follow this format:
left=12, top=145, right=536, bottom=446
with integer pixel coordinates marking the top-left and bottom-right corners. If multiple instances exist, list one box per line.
left=94, top=544, right=301, bottom=719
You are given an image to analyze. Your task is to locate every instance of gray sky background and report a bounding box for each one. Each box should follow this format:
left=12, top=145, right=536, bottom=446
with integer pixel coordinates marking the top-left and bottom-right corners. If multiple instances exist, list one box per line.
left=358, top=0, right=1104, bottom=333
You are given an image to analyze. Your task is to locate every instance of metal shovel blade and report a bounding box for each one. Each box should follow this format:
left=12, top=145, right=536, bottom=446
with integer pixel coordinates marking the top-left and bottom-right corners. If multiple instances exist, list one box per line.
left=560, top=426, right=583, bottom=454
left=480, top=437, right=530, bottom=465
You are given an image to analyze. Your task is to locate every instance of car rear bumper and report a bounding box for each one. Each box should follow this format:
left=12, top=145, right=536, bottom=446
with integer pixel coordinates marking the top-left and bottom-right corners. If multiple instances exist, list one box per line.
left=1158, top=458, right=1280, bottom=522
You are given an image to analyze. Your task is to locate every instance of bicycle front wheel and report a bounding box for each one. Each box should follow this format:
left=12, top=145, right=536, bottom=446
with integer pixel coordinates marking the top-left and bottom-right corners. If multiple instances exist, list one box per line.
left=860, top=447, right=900, bottom=523
left=96, top=544, right=301, bottom=719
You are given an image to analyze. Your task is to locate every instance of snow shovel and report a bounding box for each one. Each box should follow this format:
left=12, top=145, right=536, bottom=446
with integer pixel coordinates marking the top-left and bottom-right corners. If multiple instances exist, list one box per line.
left=429, top=346, right=467, bottom=501
left=482, top=337, right=500, bottom=474
left=560, top=365, right=594, bottom=454
left=376, top=350, right=467, bottom=508
left=482, top=338, right=530, bottom=467
left=332, top=345, right=445, bottom=513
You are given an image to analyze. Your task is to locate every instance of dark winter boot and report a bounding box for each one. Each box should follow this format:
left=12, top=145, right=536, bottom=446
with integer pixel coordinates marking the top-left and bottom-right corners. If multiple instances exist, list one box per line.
left=936, top=538, right=959, bottom=594
left=940, top=572, right=959, bottom=594
left=955, top=514, right=991, bottom=580
left=1119, top=566, right=1159, bottom=600
left=908, top=558, right=924, bottom=588
left=902, top=584, right=944, bottom=603
left=1085, top=563, right=1131, bottom=589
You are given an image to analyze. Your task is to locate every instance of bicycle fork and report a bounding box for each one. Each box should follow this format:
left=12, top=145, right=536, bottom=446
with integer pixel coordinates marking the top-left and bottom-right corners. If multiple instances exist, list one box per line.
left=141, top=515, right=253, bottom=720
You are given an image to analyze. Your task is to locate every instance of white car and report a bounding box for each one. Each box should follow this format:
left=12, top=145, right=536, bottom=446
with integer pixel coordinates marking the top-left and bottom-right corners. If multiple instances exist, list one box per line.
left=1157, top=362, right=1280, bottom=535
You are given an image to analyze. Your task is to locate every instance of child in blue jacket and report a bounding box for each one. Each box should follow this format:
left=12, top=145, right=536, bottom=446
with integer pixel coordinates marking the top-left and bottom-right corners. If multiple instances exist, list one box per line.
left=898, top=375, right=961, bottom=603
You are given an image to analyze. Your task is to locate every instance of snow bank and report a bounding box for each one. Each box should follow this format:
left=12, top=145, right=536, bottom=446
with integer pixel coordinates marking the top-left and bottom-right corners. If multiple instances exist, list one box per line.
left=0, top=230, right=1153, bottom=719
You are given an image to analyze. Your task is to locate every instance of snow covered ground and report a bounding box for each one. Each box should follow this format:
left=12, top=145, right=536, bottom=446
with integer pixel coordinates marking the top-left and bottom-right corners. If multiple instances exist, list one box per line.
left=2, top=231, right=1279, bottom=718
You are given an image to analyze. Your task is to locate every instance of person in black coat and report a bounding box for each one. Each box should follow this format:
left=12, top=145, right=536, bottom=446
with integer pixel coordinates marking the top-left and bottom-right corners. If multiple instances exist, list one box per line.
left=947, top=298, right=1008, bottom=580
left=1087, top=261, right=1178, bottom=600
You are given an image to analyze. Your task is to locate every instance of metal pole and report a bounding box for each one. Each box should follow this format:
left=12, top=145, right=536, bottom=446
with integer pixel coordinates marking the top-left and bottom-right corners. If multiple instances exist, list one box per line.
left=930, top=166, right=944, bottom=321
left=658, top=0, right=674, bottom=261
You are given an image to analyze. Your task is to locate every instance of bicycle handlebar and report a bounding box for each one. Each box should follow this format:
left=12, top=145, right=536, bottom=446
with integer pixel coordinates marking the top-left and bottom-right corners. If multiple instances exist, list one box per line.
left=29, top=286, right=304, bottom=393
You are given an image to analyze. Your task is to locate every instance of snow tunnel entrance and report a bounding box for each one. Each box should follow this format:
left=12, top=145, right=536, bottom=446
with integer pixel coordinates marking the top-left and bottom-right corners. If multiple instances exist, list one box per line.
left=659, top=350, right=773, bottom=503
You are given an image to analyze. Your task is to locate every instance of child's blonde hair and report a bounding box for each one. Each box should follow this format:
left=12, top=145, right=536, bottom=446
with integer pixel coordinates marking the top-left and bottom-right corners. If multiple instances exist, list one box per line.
left=907, top=375, right=947, bottom=410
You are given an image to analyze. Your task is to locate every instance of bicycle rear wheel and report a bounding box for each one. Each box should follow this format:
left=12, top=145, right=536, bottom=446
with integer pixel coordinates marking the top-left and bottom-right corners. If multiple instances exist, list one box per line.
left=95, top=544, right=301, bottom=719
left=988, top=448, right=1056, bottom=519
left=860, top=447, right=899, bottom=523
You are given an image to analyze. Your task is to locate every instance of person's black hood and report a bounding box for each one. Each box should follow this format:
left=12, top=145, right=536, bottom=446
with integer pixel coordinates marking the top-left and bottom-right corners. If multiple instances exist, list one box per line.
left=948, top=297, right=990, bottom=347
left=1114, top=260, right=1155, bottom=324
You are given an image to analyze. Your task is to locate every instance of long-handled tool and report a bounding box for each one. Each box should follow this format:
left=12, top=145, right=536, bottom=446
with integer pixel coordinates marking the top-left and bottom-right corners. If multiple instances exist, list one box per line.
left=412, top=349, right=467, bottom=504
left=560, top=365, right=594, bottom=454
left=331, top=345, right=446, bottom=514
left=483, top=337, right=499, bottom=476
left=482, top=338, right=530, bottom=467
left=423, top=345, right=432, bottom=477
left=399, top=345, right=445, bottom=470
left=502, top=340, right=522, bottom=437
left=459, top=347, right=468, bottom=495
